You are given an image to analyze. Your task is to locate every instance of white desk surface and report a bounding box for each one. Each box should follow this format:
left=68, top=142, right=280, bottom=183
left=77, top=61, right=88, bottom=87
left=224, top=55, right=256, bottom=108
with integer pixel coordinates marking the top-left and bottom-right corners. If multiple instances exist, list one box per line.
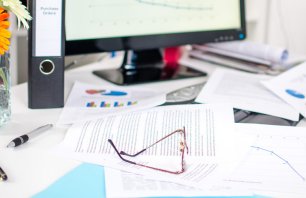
left=0, top=54, right=305, bottom=198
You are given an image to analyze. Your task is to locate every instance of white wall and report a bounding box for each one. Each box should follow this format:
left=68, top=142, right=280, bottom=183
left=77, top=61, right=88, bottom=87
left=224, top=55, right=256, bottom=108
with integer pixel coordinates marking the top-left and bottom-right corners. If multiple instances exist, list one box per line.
left=246, top=0, right=306, bottom=55
left=9, top=15, right=28, bottom=86
left=267, top=0, right=306, bottom=55
left=245, top=0, right=269, bottom=43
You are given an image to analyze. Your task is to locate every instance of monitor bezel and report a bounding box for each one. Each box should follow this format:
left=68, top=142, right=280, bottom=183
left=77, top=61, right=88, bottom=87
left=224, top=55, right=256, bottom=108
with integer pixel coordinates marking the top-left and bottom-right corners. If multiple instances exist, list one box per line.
left=65, top=0, right=246, bottom=55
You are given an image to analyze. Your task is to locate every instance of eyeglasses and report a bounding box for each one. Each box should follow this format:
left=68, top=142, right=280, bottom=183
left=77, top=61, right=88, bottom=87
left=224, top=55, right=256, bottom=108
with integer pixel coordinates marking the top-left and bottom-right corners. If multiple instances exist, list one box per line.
left=108, top=127, right=189, bottom=174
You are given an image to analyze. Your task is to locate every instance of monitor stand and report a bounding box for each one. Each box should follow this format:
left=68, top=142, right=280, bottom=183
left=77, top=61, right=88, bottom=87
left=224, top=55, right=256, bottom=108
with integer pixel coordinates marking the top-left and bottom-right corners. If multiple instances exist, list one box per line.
left=93, top=49, right=206, bottom=85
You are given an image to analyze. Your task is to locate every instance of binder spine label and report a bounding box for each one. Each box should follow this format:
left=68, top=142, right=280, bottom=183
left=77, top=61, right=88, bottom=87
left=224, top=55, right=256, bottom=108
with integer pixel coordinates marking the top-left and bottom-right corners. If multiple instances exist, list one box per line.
left=35, top=0, right=62, bottom=57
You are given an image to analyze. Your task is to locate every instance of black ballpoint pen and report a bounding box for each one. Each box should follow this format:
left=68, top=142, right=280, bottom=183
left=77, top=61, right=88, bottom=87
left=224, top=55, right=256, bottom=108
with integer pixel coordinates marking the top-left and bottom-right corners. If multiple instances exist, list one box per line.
left=7, top=124, right=53, bottom=148
left=0, top=166, right=7, bottom=181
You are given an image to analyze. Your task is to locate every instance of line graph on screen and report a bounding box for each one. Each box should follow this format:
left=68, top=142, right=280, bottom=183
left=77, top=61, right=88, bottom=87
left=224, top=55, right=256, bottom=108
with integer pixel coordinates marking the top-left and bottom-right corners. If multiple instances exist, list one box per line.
left=135, top=0, right=213, bottom=11
left=66, top=0, right=240, bottom=42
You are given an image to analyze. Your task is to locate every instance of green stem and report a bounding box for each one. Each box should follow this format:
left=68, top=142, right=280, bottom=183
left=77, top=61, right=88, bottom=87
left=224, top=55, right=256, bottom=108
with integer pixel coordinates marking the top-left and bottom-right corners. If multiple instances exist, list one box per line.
left=0, top=68, right=8, bottom=89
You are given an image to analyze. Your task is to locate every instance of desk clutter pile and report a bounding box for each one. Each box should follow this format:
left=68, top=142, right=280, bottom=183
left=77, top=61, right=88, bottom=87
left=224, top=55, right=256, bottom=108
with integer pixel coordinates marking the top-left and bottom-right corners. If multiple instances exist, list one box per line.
left=31, top=61, right=306, bottom=197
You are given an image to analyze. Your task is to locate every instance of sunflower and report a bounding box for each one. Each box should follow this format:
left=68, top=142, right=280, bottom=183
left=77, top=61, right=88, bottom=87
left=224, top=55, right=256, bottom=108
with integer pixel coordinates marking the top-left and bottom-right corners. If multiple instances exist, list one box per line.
left=0, top=8, right=10, bottom=55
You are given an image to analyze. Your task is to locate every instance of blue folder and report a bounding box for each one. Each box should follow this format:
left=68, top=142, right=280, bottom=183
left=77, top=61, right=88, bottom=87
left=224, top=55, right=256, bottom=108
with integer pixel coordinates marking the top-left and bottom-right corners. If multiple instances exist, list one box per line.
left=32, top=164, right=106, bottom=198
left=32, top=163, right=267, bottom=198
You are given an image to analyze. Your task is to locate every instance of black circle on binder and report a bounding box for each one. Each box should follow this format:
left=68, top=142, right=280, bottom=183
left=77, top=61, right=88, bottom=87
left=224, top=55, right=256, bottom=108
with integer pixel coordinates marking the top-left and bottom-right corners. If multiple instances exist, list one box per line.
left=40, top=60, right=55, bottom=75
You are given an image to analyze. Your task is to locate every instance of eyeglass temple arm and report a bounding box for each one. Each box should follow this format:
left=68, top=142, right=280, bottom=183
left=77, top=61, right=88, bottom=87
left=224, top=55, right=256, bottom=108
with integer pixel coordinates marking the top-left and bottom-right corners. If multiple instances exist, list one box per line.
left=120, top=149, right=146, bottom=157
left=120, top=127, right=187, bottom=157
left=108, top=139, right=136, bottom=165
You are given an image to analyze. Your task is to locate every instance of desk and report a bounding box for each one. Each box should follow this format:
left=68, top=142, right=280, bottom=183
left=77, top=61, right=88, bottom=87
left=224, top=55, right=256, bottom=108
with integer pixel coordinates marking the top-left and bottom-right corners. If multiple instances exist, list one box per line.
left=0, top=54, right=209, bottom=198
left=1, top=54, right=306, bottom=198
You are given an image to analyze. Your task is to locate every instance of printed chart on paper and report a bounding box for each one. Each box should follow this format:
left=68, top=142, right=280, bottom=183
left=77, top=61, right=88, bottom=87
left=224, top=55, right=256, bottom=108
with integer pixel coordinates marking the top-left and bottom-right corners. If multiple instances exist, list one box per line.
left=227, top=130, right=306, bottom=196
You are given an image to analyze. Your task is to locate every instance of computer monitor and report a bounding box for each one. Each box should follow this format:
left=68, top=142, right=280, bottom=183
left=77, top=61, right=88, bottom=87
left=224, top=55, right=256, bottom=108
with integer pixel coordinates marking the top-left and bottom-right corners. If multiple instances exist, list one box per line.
left=65, top=0, right=246, bottom=85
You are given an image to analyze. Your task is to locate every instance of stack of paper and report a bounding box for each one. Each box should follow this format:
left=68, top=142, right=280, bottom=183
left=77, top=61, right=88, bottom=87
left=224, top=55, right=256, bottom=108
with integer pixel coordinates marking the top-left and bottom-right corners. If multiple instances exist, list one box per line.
left=46, top=63, right=306, bottom=197
left=205, top=41, right=289, bottom=66
left=44, top=120, right=306, bottom=197
left=190, top=41, right=290, bottom=74
left=104, top=124, right=306, bottom=198
left=54, top=104, right=253, bottom=195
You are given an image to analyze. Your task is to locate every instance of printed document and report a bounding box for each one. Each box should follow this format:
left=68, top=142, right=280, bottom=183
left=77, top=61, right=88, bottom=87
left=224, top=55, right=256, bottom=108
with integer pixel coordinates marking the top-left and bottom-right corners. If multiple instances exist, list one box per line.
left=104, top=123, right=306, bottom=198
left=262, top=62, right=306, bottom=118
left=104, top=166, right=252, bottom=197
left=225, top=123, right=306, bottom=198
left=104, top=128, right=255, bottom=197
left=57, top=81, right=166, bottom=125
left=195, top=68, right=299, bottom=121
left=55, top=104, right=249, bottom=190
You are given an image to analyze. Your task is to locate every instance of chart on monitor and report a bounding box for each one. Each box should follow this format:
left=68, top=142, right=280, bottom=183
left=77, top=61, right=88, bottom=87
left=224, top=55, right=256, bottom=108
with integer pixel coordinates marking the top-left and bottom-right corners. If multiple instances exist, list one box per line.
left=66, top=0, right=241, bottom=41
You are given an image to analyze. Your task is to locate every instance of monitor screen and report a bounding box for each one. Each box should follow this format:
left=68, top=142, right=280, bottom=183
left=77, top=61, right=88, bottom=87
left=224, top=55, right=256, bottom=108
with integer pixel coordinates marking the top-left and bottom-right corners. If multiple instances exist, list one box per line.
left=65, top=0, right=246, bottom=85
left=66, top=0, right=241, bottom=40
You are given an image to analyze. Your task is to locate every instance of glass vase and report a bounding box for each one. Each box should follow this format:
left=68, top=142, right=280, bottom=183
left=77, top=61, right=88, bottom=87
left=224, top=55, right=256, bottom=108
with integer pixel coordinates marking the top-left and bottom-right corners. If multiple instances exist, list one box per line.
left=0, top=53, right=11, bottom=127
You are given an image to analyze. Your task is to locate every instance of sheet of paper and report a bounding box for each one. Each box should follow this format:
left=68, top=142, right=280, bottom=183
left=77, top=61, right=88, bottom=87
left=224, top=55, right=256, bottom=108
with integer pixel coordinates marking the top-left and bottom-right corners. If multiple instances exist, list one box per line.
left=57, top=81, right=166, bottom=125
left=104, top=167, right=253, bottom=197
left=195, top=68, right=299, bottom=121
left=224, top=123, right=306, bottom=198
left=54, top=104, right=247, bottom=190
left=104, top=130, right=255, bottom=197
left=262, top=62, right=306, bottom=118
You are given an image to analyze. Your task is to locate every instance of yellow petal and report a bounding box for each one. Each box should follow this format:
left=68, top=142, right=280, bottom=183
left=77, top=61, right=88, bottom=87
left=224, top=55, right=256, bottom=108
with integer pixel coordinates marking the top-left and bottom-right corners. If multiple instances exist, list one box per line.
left=0, top=28, right=11, bottom=38
left=0, top=21, right=10, bottom=29
left=0, top=48, right=5, bottom=55
left=0, top=37, right=10, bottom=45
left=0, top=42, right=9, bottom=51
